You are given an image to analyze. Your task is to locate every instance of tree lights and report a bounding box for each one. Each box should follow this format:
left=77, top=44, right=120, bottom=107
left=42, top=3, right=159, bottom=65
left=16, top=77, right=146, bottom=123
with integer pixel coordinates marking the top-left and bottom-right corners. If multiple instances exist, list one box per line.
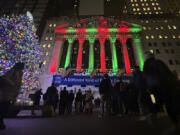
left=0, top=14, right=41, bottom=91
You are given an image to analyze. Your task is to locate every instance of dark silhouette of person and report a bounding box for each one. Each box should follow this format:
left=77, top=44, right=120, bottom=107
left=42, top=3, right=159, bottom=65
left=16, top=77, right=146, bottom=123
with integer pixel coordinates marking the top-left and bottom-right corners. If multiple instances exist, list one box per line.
left=34, top=89, right=43, bottom=106
left=128, top=66, right=144, bottom=114
left=67, top=90, right=74, bottom=114
left=31, top=89, right=43, bottom=115
left=43, top=83, right=58, bottom=112
left=59, top=87, right=68, bottom=115
left=99, top=74, right=112, bottom=116
left=143, top=51, right=180, bottom=131
left=82, top=91, right=87, bottom=112
left=94, top=97, right=101, bottom=108
left=0, top=62, right=24, bottom=130
left=75, top=89, right=83, bottom=113
left=114, top=77, right=128, bottom=115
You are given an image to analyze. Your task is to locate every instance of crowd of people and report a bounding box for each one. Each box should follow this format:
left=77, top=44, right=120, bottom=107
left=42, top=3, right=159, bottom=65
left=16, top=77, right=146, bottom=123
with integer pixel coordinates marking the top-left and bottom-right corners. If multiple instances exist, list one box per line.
left=32, top=84, right=98, bottom=115
left=1, top=51, right=180, bottom=133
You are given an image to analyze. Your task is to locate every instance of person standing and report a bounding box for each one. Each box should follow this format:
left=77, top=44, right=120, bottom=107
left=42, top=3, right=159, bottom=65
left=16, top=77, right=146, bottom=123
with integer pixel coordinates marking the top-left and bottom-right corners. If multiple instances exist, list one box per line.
left=31, top=89, right=43, bottom=115
left=85, top=90, right=94, bottom=114
left=143, top=51, right=180, bottom=132
left=67, top=90, right=74, bottom=114
left=44, top=83, right=58, bottom=112
left=0, top=62, right=24, bottom=130
left=75, top=89, right=83, bottom=113
left=59, top=87, right=68, bottom=115
left=99, top=74, right=112, bottom=116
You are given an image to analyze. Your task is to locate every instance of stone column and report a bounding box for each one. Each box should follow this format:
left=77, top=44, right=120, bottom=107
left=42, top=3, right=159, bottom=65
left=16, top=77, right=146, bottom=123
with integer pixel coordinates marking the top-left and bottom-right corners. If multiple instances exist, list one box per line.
left=110, top=37, right=118, bottom=74
left=100, top=40, right=106, bottom=73
left=132, top=35, right=145, bottom=71
left=49, top=39, right=63, bottom=73
left=119, top=35, right=131, bottom=74
left=76, top=40, right=84, bottom=72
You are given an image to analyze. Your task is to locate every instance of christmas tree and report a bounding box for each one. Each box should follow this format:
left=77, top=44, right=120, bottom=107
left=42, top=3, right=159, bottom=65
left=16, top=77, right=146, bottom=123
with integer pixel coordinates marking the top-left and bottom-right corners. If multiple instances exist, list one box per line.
left=0, top=13, right=41, bottom=91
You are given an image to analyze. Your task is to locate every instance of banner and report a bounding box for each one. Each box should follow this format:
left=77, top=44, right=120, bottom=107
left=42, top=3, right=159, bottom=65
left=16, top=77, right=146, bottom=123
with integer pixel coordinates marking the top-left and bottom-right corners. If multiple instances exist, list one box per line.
left=52, top=75, right=132, bottom=86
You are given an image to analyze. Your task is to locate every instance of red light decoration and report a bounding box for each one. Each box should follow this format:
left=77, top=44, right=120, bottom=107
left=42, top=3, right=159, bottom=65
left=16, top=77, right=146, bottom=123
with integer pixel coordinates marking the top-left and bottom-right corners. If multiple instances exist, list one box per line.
left=49, top=40, right=62, bottom=73
left=55, top=29, right=67, bottom=33
left=76, top=29, right=86, bottom=72
left=118, top=35, right=131, bottom=74
left=100, top=42, right=107, bottom=73
left=55, top=24, right=68, bottom=29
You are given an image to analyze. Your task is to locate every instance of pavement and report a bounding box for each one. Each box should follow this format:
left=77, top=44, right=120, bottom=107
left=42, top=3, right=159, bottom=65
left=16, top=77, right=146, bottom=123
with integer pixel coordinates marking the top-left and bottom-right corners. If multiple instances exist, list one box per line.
left=1, top=113, right=180, bottom=135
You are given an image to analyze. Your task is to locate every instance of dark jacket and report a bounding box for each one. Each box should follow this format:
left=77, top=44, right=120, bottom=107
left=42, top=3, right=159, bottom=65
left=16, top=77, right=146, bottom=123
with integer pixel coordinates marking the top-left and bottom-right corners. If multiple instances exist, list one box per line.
left=68, top=92, right=74, bottom=103
left=99, top=78, right=112, bottom=95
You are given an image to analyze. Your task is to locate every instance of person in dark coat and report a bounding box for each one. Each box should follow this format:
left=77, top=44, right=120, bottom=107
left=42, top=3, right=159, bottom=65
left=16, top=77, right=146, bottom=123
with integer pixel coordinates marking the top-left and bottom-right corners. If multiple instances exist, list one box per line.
left=31, top=89, right=43, bottom=115
left=67, top=90, right=74, bottom=114
left=0, top=62, right=24, bottom=130
left=143, top=52, right=180, bottom=131
left=75, top=89, right=83, bottom=113
left=131, top=66, right=150, bottom=115
left=114, top=78, right=128, bottom=115
left=112, top=82, right=120, bottom=115
left=34, top=89, right=43, bottom=106
left=99, top=74, right=112, bottom=116
left=44, top=83, right=58, bottom=112
left=59, top=87, right=68, bottom=115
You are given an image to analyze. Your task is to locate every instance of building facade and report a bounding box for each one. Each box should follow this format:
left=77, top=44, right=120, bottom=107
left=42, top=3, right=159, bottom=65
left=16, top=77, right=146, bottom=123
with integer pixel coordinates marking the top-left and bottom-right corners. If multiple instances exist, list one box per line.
left=40, top=0, right=180, bottom=79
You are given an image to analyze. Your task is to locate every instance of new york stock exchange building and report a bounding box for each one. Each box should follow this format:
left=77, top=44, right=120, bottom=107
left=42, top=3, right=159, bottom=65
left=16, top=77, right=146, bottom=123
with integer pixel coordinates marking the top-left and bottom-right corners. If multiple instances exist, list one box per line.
left=39, top=16, right=180, bottom=94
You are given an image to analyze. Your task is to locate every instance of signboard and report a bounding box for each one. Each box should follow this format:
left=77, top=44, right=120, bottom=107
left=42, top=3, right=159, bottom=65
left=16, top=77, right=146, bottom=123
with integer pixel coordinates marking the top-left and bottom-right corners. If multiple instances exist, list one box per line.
left=52, top=75, right=132, bottom=86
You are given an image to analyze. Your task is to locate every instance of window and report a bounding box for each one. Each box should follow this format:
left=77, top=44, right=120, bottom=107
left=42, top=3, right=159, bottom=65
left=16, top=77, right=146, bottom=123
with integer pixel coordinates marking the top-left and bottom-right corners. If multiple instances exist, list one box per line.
left=43, top=61, right=46, bottom=65
left=165, top=49, right=169, bottom=53
left=172, top=35, right=176, bottom=39
left=153, top=42, right=157, bottom=46
left=171, top=49, right=175, bottom=54
left=43, top=44, right=46, bottom=48
left=158, top=35, right=162, bottom=39
left=162, top=42, right=166, bottom=47
left=45, top=37, right=48, bottom=40
left=169, top=60, right=174, bottom=65
left=176, top=42, right=180, bottom=46
left=173, top=25, right=177, bottom=29
left=146, top=35, right=149, bottom=39
left=49, top=24, right=52, bottom=27
left=148, top=42, right=152, bottom=46
left=175, top=60, right=180, bottom=65
left=156, top=49, right=160, bottom=54
left=48, top=44, right=51, bottom=48
left=168, top=42, right=172, bottom=46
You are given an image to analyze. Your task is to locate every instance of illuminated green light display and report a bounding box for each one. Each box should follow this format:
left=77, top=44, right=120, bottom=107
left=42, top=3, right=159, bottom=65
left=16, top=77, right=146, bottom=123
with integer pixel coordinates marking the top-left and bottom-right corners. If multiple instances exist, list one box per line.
left=88, top=43, right=94, bottom=73
left=67, top=28, right=76, bottom=33
left=112, top=43, right=118, bottom=74
left=109, top=28, right=118, bottom=33
left=130, top=28, right=142, bottom=33
left=55, top=22, right=143, bottom=73
left=109, top=36, right=117, bottom=43
left=64, top=41, right=73, bottom=68
left=56, top=42, right=64, bottom=72
left=87, top=28, right=97, bottom=33
left=134, top=37, right=144, bottom=71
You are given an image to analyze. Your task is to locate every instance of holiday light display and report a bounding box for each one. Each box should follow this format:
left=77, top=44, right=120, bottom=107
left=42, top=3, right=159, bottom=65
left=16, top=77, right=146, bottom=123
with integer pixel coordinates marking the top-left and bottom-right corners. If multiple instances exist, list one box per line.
left=51, top=19, right=144, bottom=74
left=0, top=14, right=41, bottom=91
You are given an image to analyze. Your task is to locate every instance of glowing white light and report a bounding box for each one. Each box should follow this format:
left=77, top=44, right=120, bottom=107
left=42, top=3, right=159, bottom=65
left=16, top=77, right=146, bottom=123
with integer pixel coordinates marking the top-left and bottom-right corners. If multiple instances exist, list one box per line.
left=26, top=11, right=33, bottom=21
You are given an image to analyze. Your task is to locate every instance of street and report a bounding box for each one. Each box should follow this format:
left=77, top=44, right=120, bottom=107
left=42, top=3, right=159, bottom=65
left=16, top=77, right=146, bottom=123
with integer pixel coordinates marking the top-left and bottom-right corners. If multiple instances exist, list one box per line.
left=1, top=113, right=180, bottom=135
